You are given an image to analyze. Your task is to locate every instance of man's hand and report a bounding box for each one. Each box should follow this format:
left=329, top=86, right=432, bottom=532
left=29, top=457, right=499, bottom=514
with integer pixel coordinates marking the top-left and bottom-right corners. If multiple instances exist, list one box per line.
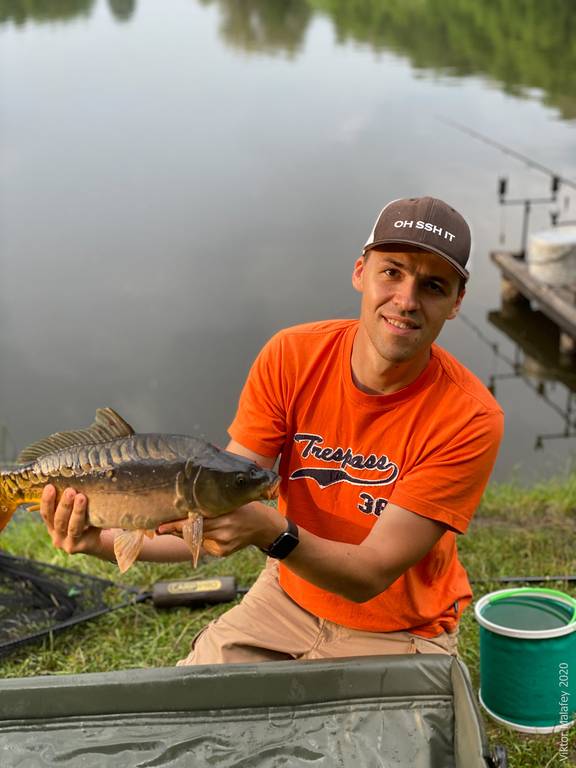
left=40, top=485, right=104, bottom=557
left=156, top=501, right=285, bottom=558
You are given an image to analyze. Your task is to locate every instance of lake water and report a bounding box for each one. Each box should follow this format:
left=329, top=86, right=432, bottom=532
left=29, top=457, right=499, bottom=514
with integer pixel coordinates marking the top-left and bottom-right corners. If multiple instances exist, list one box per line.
left=1, top=0, right=576, bottom=483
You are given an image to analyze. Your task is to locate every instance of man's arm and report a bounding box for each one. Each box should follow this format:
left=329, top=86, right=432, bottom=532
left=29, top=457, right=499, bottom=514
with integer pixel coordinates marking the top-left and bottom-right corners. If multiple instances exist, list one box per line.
left=225, top=440, right=277, bottom=469
left=276, top=502, right=447, bottom=602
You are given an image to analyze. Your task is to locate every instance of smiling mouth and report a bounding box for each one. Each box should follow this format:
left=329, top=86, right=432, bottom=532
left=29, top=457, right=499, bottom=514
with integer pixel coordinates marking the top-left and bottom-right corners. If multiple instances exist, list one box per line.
left=383, top=316, right=421, bottom=331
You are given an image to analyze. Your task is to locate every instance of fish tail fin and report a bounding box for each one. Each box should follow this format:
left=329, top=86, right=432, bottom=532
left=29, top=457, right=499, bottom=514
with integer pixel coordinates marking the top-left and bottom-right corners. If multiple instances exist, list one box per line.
left=0, top=476, right=19, bottom=533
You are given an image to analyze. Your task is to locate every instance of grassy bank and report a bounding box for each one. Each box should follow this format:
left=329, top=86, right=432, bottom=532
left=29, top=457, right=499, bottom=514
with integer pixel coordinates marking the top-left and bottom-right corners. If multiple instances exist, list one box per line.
left=0, top=478, right=575, bottom=767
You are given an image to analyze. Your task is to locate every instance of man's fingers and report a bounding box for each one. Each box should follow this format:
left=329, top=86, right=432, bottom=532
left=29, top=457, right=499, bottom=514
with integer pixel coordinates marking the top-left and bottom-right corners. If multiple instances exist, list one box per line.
left=53, top=488, right=77, bottom=535
left=156, top=521, right=184, bottom=538
left=68, top=494, right=88, bottom=539
left=40, top=484, right=57, bottom=529
left=202, top=538, right=223, bottom=557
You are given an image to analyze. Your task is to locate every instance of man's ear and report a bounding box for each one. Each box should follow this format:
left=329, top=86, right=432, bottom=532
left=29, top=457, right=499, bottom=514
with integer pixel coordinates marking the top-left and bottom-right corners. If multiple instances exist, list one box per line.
left=352, top=256, right=365, bottom=292
left=447, top=288, right=466, bottom=320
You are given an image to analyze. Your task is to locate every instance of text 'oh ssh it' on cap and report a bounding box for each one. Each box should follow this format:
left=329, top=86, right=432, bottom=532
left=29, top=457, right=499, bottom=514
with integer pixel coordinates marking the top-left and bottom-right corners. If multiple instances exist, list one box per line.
left=362, top=196, right=471, bottom=280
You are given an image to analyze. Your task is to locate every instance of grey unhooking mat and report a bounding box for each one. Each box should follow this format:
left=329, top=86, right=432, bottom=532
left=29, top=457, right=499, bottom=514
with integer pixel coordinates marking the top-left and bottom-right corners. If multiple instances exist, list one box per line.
left=0, top=654, right=500, bottom=767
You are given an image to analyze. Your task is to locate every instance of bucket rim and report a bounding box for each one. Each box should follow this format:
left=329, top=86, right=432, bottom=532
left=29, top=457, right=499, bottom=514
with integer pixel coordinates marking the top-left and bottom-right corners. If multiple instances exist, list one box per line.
left=478, top=689, right=576, bottom=734
left=474, top=587, right=576, bottom=639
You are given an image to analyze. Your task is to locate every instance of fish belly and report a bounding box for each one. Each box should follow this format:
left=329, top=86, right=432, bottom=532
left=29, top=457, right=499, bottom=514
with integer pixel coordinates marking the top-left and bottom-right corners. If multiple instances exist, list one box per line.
left=86, top=487, right=182, bottom=531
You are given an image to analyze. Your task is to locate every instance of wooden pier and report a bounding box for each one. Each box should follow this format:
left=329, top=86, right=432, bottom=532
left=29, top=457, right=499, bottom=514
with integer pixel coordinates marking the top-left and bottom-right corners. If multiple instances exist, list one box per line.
left=490, top=250, right=576, bottom=356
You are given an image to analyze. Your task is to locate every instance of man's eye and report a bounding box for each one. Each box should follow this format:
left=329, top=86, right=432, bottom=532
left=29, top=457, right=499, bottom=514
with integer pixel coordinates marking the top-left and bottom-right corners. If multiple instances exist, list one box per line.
left=427, top=282, right=445, bottom=294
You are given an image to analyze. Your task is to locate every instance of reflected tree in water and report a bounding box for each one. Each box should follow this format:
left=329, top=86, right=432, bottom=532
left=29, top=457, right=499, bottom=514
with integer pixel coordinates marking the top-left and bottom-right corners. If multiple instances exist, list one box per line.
left=0, top=0, right=95, bottom=24
left=311, top=0, right=576, bottom=118
left=199, top=0, right=312, bottom=56
left=107, top=0, right=135, bottom=22
left=1, top=0, right=574, bottom=117
left=194, top=0, right=576, bottom=118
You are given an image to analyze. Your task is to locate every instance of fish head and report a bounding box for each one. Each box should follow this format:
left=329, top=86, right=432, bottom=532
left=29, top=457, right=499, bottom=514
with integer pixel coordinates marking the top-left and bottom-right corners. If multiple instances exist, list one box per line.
left=190, top=451, right=279, bottom=515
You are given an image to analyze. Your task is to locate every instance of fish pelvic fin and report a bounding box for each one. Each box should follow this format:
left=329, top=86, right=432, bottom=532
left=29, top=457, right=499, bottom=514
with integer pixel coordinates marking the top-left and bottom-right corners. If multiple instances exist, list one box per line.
left=113, top=529, right=145, bottom=573
left=17, top=408, right=135, bottom=464
left=181, top=512, right=203, bottom=568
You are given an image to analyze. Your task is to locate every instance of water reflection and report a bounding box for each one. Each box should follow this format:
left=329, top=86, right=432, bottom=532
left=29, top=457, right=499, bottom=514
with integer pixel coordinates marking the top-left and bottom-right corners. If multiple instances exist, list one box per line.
left=485, top=303, right=576, bottom=449
left=312, top=0, right=576, bottom=116
left=108, top=0, right=135, bottom=21
left=0, top=0, right=94, bottom=25
left=203, top=0, right=576, bottom=119
left=0, top=0, right=134, bottom=23
left=2, top=0, right=575, bottom=118
left=200, top=0, right=311, bottom=56
left=205, top=0, right=576, bottom=116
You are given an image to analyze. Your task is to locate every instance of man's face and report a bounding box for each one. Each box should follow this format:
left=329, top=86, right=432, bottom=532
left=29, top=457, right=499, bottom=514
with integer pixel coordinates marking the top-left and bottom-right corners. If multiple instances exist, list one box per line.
left=352, top=247, right=465, bottom=367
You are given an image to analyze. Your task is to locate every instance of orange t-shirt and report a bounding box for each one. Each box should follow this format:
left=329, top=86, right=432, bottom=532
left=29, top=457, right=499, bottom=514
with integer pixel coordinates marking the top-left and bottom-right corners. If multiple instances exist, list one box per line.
left=228, top=319, right=504, bottom=637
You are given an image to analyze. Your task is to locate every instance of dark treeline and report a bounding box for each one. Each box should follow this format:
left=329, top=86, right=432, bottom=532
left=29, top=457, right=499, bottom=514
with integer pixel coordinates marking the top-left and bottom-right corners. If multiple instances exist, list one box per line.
left=2, top=0, right=575, bottom=117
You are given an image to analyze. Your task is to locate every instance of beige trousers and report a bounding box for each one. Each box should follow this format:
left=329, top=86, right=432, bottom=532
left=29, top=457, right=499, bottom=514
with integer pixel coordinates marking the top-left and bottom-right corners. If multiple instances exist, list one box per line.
left=178, top=560, right=458, bottom=665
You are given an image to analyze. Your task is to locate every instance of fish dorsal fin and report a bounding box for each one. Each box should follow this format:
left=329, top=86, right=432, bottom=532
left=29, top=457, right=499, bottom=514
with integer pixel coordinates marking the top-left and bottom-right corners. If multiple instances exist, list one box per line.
left=17, top=408, right=135, bottom=464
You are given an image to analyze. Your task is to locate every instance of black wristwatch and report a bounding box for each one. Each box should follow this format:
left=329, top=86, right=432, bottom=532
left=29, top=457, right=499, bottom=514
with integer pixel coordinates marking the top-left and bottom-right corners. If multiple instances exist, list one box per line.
left=262, top=518, right=299, bottom=560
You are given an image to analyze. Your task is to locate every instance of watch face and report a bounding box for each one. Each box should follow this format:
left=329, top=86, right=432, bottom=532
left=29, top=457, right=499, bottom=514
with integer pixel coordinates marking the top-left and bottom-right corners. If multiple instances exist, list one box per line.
left=268, top=519, right=299, bottom=559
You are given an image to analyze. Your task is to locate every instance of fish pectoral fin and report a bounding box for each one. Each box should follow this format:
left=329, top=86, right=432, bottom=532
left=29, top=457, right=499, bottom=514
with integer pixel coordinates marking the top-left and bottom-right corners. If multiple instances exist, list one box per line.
left=144, top=530, right=155, bottom=539
left=181, top=512, right=203, bottom=569
left=113, top=529, right=145, bottom=573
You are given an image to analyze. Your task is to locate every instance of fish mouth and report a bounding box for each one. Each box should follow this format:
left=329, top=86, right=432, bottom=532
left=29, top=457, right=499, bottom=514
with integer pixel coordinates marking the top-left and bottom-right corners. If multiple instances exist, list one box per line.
left=265, top=476, right=281, bottom=500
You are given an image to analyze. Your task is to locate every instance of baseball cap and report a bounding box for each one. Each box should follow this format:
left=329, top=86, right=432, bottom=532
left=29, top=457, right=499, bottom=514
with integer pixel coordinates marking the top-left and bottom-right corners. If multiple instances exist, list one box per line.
left=362, top=196, right=471, bottom=280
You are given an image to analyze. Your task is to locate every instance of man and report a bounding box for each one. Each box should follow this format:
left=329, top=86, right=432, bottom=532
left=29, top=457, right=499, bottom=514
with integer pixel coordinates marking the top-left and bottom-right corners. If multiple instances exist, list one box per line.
left=41, top=196, right=504, bottom=664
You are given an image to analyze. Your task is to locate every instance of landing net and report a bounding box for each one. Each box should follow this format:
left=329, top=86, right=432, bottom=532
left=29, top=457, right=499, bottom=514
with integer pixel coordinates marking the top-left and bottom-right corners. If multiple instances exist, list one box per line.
left=0, top=550, right=142, bottom=657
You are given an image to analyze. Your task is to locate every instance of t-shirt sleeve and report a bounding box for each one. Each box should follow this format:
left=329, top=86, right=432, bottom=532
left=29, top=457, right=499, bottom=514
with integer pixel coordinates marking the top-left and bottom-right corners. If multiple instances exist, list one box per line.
left=390, top=409, right=504, bottom=534
left=228, top=332, right=289, bottom=458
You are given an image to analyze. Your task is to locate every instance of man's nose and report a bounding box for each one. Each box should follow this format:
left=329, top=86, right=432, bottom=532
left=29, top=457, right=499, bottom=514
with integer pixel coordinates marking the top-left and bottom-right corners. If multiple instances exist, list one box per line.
left=393, top=279, right=420, bottom=311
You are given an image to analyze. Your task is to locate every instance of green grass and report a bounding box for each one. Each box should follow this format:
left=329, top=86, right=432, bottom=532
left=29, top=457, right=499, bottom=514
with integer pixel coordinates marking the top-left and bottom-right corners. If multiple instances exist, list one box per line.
left=0, top=480, right=575, bottom=767
left=0, top=509, right=267, bottom=674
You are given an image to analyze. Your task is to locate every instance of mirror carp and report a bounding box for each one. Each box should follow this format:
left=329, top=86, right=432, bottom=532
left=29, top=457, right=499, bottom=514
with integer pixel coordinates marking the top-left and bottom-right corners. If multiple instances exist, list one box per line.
left=0, top=408, right=279, bottom=572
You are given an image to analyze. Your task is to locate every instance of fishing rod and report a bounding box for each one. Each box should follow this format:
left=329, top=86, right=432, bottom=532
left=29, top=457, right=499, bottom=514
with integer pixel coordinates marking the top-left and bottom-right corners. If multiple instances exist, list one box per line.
left=437, top=116, right=576, bottom=191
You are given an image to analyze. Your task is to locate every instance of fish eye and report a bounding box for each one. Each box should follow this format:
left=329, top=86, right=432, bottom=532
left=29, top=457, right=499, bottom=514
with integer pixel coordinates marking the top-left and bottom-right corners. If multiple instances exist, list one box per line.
left=235, top=473, right=247, bottom=487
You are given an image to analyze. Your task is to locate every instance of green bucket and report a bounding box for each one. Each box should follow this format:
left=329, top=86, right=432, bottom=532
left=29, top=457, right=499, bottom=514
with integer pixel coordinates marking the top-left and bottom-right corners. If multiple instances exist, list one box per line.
left=475, top=587, right=576, bottom=733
